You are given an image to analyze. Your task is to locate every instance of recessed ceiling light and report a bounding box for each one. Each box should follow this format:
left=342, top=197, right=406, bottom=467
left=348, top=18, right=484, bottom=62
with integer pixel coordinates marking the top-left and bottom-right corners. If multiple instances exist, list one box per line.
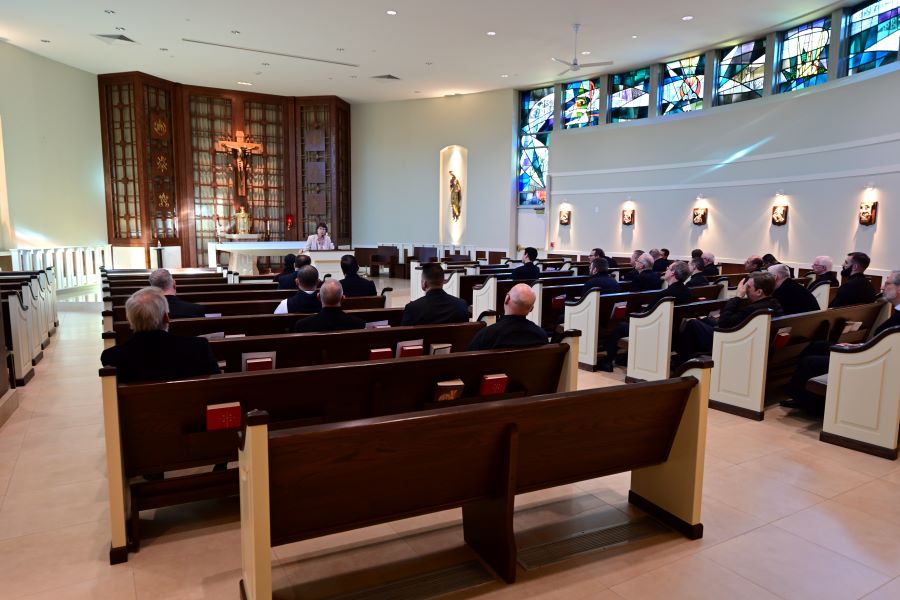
left=40, top=39, right=50, bottom=43
left=632, top=35, right=638, bottom=39
left=681, top=15, right=694, bottom=21
left=486, top=31, right=497, bottom=36
left=231, top=30, right=241, bottom=34
left=236, top=81, right=253, bottom=86
left=104, top=9, right=116, bottom=14
left=386, top=10, right=397, bottom=15
left=500, top=74, right=509, bottom=78
left=581, top=50, right=591, bottom=55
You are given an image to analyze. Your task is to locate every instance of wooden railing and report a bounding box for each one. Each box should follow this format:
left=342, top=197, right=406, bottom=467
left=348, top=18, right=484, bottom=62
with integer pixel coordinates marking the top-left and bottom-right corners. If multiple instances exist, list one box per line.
left=9, top=245, right=111, bottom=291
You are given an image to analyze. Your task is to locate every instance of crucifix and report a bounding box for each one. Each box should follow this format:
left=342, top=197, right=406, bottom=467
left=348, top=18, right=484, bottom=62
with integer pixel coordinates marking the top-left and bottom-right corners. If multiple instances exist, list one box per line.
left=217, top=130, right=263, bottom=198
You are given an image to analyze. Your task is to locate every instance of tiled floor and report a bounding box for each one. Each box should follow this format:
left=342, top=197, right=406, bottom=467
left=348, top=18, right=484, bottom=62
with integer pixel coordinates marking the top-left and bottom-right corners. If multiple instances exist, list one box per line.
left=1, top=278, right=899, bottom=599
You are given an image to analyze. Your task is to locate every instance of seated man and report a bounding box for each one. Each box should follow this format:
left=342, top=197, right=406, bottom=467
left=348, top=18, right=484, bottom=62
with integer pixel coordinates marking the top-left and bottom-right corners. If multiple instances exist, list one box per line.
left=630, top=253, right=663, bottom=291
left=811, top=255, right=839, bottom=286
left=686, top=257, right=710, bottom=287
left=274, top=265, right=321, bottom=314
left=676, top=272, right=783, bottom=363
left=148, top=268, right=205, bottom=319
left=339, top=254, right=377, bottom=297
left=652, top=248, right=672, bottom=272
left=294, top=279, right=365, bottom=333
left=831, top=252, right=877, bottom=307
left=401, top=263, right=468, bottom=325
left=468, top=283, right=549, bottom=350
left=619, top=249, right=645, bottom=281
left=691, top=249, right=703, bottom=260
left=744, top=255, right=765, bottom=273
left=274, top=254, right=298, bottom=289
left=510, top=246, right=540, bottom=280
left=769, top=263, right=819, bottom=315
left=701, top=251, right=719, bottom=277
left=100, top=287, right=220, bottom=382
left=581, top=258, right=620, bottom=296
left=784, top=270, right=900, bottom=413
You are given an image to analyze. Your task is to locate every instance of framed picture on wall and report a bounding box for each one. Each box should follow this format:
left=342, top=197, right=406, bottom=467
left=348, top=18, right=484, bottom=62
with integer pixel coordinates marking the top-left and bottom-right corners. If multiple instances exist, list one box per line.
left=559, top=210, right=571, bottom=225
left=621, top=209, right=635, bottom=226
left=859, top=201, right=877, bottom=226
left=692, top=207, right=708, bottom=225
left=772, top=205, right=788, bottom=226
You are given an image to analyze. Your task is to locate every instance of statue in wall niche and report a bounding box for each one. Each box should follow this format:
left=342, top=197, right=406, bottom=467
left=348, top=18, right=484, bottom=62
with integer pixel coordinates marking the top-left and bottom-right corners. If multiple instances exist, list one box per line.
left=449, top=171, right=462, bottom=221
left=234, top=205, right=252, bottom=234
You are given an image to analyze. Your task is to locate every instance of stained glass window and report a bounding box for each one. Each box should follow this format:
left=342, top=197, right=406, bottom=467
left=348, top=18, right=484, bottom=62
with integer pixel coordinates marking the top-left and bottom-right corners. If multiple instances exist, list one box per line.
left=518, top=87, right=554, bottom=207
left=778, top=17, right=831, bottom=92
left=562, top=79, right=600, bottom=128
left=661, top=55, right=705, bottom=115
left=718, top=39, right=766, bottom=104
left=609, top=68, right=650, bottom=122
left=847, top=0, right=900, bottom=75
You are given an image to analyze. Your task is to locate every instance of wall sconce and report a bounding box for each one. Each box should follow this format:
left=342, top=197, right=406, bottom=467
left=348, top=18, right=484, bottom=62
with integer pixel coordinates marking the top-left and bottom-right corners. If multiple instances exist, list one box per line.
left=859, top=200, right=877, bottom=226
left=559, top=210, right=571, bottom=226
left=621, top=208, right=635, bottom=226
left=772, top=204, right=788, bottom=226
left=692, top=207, right=708, bottom=225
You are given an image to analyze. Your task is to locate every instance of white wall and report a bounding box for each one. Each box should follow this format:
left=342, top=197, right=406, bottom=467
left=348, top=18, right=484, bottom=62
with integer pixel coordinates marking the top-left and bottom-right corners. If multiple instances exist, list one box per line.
left=351, top=89, right=517, bottom=252
left=548, top=64, right=900, bottom=274
left=0, top=42, right=106, bottom=249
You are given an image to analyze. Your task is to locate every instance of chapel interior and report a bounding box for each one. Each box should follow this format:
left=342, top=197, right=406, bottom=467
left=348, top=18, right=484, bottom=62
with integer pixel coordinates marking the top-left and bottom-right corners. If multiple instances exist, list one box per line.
left=0, top=0, right=899, bottom=598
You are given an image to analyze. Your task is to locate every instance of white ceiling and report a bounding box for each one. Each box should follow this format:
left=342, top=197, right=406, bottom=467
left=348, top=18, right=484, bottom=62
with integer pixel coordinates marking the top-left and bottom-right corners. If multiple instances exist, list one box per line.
left=0, top=0, right=851, bottom=104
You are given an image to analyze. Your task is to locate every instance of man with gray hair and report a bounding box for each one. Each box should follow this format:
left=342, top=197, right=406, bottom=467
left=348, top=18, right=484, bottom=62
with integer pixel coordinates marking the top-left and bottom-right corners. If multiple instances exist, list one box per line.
left=701, top=251, right=719, bottom=277
left=467, top=283, right=549, bottom=350
left=100, top=287, right=220, bottom=382
left=810, top=255, right=838, bottom=286
left=630, top=252, right=663, bottom=291
left=293, top=279, right=366, bottom=333
left=769, top=263, right=819, bottom=314
left=148, top=268, right=206, bottom=319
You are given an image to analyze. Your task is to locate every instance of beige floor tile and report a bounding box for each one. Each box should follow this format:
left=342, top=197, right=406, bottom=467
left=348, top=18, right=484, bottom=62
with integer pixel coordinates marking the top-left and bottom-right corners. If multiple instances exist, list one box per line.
left=22, top=401, right=104, bottom=432
left=14, top=570, right=136, bottom=600
left=862, top=576, right=900, bottom=600
left=0, top=520, right=125, bottom=599
left=702, top=464, right=824, bottom=522
left=881, top=466, right=900, bottom=485
left=5, top=445, right=106, bottom=494
left=833, top=478, right=900, bottom=527
left=736, top=447, right=877, bottom=498
left=692, top=496, right=767, bottom=546
left=576, top=370, right=624, bottom=390
left=0, top=477, right=108, bottom=540
left=703, top=525, right=890, bottom=600
left=705, top=427, right=791, bottom=466
left=611, top=553, right=780, bottom=600
left=796, top=438, right=900, bottom=478
left=774, top=500, right=900, bottom=577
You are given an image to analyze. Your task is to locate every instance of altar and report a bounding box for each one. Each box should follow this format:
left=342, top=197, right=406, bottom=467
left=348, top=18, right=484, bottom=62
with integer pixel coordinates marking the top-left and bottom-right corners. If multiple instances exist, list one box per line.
left=208, top=241, right=347, bottom=279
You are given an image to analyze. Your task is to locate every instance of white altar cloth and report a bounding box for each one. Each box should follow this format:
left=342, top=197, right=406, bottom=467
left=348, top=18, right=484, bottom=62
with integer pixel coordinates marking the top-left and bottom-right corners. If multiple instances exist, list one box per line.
left=208, top=241, right=347, bottom=279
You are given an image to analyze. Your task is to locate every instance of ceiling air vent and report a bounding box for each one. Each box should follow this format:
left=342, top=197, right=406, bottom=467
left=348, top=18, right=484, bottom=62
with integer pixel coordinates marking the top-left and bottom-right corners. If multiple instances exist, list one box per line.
left=371, top=74, right=401, bottom=80
left=93, top=34, right=138, bottom=45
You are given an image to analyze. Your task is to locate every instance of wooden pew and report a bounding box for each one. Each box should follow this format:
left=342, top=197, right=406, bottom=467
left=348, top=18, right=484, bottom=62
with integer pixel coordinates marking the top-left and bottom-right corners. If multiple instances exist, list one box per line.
left=0, top=270, right=58, bottom=339
left=0, top=281, right=46, bottom=367
left=105, top=288, right=294, bottom=310
left=624, top=298, right=730, bottom=382
left=471, top=272, right=574, bottom=319
left=103, top=281, right=277, bottom=296
left=238, top=361, right=711, bottom=598
left=106, top=307, right=405, bottom=347
left=370, top=245, right=400, bottom=277
left=210, top=322, right=486, bottom=372
left=564, top=285, right=723, bottom=370
left=817, top=326, right=900, bottom=459
left=809, top=279, right=838, bottom=310
left=0, top=288, right=36, bottom=386
left=709, top=301, right=890, bottom=420
left=100, top=341, right=579, bottom=563
left=0, top=306, right=13, bottom=427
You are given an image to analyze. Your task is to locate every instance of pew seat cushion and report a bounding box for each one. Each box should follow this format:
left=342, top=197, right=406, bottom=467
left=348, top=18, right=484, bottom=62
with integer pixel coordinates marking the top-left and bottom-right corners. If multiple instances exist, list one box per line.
left=806, top=374, right=828, bottom=397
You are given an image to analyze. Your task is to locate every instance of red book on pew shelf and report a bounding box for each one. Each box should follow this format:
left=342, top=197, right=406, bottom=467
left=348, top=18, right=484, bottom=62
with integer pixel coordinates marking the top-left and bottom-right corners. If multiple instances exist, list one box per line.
left=369, top=347, right=393, bottom=360
left=551, top=294, right=567, bottom=310
left=479, top=373, right=509, bottom=396
left=773, top=327, right=792, bottom=351
left=398, top=344, right=424, bottom=358
left=245, top=357, right=273, bottom=371
left=610, top=301, right=628, bottom=320
left=434, top=379, right=465, bottom=402
left=206, top=402, right=241, bottom=431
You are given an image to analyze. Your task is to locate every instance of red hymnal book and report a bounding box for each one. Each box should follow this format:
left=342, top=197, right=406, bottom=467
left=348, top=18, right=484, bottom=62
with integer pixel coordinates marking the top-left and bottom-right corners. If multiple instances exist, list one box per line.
left=610, top=301, right=628, bottom=320
left=245, top=358, right=273, bottom=371
left=551, top=294, right=567, bottom=310
left=397, top=344, right=424, bottom=358
left=479, top=373, right=509, bottom=396
left=369, top=348, right=393, bottom=360
left=773, top=327, right=792, bottom=351
left=206, top=402, right=241, bottom=431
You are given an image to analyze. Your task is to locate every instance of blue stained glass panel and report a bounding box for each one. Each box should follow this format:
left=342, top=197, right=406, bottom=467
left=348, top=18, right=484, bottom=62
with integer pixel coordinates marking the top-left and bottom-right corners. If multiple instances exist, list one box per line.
left=518, top=87, right=554, bottom=206
left=848, top=0, right=900, bottom=74
left=779, top=17, right=830, bottom=92
left=562, top=79, right=600, bottom=128
left=609, top=68, right=650, bottom=122
left=661, top=55, right=705, bottom=115
left=718, top=39, right=766, bottom=105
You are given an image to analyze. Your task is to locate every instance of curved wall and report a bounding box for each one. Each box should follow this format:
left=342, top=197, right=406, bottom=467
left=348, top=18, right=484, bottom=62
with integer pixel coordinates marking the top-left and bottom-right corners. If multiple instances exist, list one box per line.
left=549, top=64, right=900, bottom=274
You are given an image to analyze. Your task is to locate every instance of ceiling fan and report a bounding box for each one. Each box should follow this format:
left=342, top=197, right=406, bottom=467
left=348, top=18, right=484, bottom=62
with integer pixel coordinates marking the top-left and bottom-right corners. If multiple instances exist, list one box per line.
left=551, top=23, right=613, bottom=76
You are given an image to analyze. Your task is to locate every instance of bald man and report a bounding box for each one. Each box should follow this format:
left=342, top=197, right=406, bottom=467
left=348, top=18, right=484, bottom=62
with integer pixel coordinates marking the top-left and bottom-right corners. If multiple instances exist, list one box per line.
left=467, top=283, right=549, bottom=350
left=293, top=279, right=365, bottom=333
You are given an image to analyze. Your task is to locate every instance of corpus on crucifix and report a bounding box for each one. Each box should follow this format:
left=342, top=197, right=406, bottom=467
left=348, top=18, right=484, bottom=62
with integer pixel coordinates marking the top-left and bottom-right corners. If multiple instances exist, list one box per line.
left=217, top=130, right=263, bottom=198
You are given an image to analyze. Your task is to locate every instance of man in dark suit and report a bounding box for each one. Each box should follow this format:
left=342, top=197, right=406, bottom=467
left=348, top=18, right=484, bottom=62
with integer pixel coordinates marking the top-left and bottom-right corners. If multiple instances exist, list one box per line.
left=401, top=263, right=468, bottom=325
left=468, top=284, right=548, bottom=350
left=294, top=280, right=365, bottom=333
left=148, top=268, right=206, bottom=319
left=769, top=263, right=819, bottom=315
left=675, top=272, right=783, bottom=364
left=630, top=253, right=663, bottom=291
left=100, top=287, right=220, bottom=383
left=701, top=251, right=719, bottom=277
left=686, top=258, right=710, bottom=287
left=831, top=252, right=877, bottom=307
left=339, top=254, right=377, bottom=297
left=652, top=248, right=672, bottom=272
left=274, top=254, right=298, bottom=289
left=811, top=256, right=839, bottom=286
left=581, top=258, right=620, bottom=296
left=619, top=250, right=645, bottom=281
left=510, top=247, right=540, bottom=280
left=274, top=265, right=321, bottom=314
left=744, top=255, right=765, bottom=273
